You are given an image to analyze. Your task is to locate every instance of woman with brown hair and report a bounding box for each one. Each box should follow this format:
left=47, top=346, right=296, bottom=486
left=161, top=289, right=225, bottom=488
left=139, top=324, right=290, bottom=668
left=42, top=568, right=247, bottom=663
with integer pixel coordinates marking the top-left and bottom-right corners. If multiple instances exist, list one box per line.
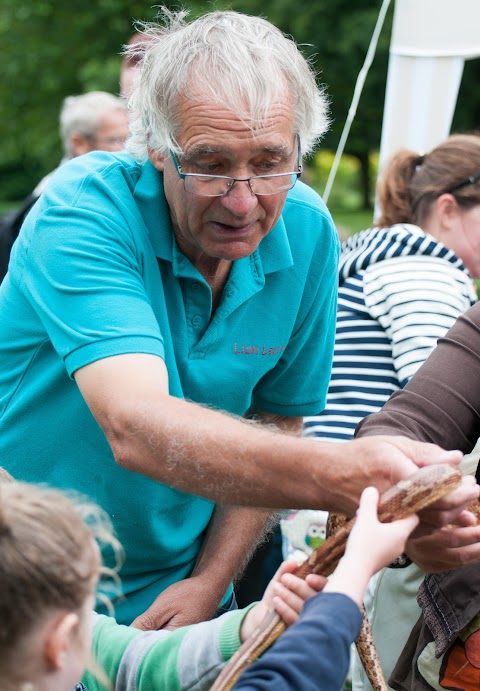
left=301, top=133, right=480, bottom=689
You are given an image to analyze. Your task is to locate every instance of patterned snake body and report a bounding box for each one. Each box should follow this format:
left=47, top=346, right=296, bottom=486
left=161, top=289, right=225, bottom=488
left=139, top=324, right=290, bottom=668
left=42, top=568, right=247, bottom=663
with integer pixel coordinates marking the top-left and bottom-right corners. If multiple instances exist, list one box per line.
left=210, top=463, right=462, bottom=691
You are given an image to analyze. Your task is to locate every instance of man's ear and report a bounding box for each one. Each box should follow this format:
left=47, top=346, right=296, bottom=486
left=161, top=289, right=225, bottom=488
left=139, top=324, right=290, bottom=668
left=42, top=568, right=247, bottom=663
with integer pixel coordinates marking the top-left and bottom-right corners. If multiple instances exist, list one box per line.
left=70, top=132, right=94, bottom=157
left=44, top=612, right=79, bottom=671
left=148, top=148, right=165, bottom=171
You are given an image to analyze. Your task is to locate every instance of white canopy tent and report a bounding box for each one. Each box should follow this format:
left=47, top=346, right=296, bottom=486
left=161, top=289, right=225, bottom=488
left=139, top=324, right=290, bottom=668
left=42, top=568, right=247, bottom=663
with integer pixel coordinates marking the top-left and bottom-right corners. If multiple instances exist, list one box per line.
left=378, top=0, right=480, bottom=173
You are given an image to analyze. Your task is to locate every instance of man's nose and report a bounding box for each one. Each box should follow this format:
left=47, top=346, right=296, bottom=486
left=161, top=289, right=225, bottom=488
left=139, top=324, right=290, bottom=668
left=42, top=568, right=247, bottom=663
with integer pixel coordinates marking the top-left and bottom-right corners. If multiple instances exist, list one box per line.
left=220, top=180, right=258, bottom=215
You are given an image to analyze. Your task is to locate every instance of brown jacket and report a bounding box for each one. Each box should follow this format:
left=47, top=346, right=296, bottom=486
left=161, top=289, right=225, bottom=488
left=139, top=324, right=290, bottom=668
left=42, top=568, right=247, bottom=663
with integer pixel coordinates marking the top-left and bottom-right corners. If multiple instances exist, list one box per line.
left=356, top=301, right=480, bottom=689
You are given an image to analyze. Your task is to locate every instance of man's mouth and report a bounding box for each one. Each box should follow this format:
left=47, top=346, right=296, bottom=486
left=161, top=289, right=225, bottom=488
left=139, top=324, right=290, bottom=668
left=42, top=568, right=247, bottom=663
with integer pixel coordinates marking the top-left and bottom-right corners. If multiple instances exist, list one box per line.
left=211, top=220, right=256, bottom=233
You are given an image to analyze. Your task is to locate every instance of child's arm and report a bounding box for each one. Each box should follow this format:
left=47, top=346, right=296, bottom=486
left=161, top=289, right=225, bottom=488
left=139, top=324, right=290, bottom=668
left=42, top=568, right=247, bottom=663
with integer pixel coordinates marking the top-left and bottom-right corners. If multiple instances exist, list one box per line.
left=231, top=487, right=419, bottom=690
left=320, top=486, right=419, bottom=605
left=83, top=564, right=324, bottom=691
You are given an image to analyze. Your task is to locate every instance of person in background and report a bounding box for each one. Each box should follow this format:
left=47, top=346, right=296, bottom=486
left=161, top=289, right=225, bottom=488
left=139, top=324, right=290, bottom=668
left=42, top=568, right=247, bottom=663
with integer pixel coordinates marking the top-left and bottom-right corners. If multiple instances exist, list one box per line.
left=298, top=133, right=480, bottom=689
left=356, top=298, right=480, bottom=690
left=120, top=32, right=151, bottom=99
left=0, top=91, right=128, bottom=281
left=60, top=91, right=129, bottom=159
left=305, top=133, right=480, bottom=442
left=0, top=6, right=475, bottom=637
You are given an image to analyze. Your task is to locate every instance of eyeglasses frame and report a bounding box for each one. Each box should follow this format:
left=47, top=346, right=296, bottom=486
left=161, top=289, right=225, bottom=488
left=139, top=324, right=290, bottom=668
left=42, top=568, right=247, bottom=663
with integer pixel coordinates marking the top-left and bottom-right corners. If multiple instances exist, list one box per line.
left=169, top=135, right=303, bottom=197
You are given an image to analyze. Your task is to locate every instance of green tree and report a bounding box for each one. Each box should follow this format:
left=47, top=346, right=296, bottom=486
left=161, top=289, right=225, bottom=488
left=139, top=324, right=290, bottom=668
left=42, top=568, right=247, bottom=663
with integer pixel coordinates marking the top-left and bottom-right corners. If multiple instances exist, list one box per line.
left=0, top=1, right=478, bottom=205
left=0, top=0, right=159, bottom=198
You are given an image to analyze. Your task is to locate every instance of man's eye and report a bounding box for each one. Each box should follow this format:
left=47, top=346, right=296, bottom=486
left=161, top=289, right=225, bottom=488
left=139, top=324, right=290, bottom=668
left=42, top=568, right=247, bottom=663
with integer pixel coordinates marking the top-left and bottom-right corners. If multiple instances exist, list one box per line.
left=255, top=160, right=283, bottom=173
left=191, top=161, right=223, bottom=173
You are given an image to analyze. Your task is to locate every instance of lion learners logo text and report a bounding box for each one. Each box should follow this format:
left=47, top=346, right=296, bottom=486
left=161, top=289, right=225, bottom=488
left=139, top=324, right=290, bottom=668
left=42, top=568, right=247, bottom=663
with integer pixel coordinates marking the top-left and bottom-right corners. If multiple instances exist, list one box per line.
left=233, top=343, right=286, bottom=356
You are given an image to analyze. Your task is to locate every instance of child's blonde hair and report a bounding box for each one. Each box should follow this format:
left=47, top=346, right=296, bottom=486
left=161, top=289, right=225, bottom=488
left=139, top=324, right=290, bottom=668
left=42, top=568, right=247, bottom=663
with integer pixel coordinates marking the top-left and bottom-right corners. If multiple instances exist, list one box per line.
left=0, top=469, right=122, bottom=686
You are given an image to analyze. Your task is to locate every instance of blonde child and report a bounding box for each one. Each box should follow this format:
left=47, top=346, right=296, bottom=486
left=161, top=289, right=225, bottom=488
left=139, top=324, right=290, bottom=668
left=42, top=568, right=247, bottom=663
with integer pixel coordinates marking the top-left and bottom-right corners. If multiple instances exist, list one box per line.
left=0, top=475, right=118, bottom=691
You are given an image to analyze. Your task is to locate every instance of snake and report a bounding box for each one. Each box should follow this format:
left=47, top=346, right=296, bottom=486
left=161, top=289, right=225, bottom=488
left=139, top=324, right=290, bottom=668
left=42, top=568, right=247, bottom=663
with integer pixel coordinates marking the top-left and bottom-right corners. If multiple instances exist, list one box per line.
left=210, top=463, right=462, bottom=691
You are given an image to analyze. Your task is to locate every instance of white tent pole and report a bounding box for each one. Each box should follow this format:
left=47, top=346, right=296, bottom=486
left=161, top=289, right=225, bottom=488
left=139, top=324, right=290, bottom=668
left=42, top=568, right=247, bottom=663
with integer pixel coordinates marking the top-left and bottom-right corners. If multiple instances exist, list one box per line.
left=375, top=0, right=480, bottom=218
left=323, top=0, right=392, bottom=204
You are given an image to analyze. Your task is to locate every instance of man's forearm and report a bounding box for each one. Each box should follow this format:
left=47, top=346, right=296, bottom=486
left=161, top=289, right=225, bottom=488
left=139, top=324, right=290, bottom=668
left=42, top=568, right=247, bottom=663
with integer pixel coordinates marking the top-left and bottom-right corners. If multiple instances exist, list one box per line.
left=76, top=355, right=465, bottom=516
left=192, top=504, right=276, bottom=603
left=109, top=390, right=338, bottom=509
left=108, top=395, right=457, bottom=515
left=190, top=412, right=294, bottom=602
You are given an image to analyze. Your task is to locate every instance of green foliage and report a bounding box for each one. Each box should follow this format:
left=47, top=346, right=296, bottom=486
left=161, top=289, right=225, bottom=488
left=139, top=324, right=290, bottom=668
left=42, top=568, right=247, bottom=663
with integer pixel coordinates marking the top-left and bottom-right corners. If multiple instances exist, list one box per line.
left=308, top=152, right=363, bottom=209
left=0, top=0, right=163, bottom=195
left=0, top=0, right=478, bottom=203
left=306, top=151, right=377, bottom=237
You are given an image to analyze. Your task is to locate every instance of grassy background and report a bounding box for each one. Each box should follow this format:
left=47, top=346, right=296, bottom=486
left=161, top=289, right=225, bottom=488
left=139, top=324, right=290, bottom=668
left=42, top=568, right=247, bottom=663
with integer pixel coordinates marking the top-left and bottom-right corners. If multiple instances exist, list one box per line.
left=328, top=206, right=374, bottom=238
left=307, top=150, right=378, bottom=238
left=0, top=201, right=17, bottom=213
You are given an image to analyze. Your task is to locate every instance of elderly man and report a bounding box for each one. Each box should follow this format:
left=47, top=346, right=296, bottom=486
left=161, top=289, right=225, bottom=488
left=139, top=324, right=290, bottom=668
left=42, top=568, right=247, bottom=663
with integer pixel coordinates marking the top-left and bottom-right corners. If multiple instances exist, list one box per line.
left=0, top=91, right=128, bottom=281
left=0, top=8, right=475, bottom=631
left=59, top=90, right=128, bottom=158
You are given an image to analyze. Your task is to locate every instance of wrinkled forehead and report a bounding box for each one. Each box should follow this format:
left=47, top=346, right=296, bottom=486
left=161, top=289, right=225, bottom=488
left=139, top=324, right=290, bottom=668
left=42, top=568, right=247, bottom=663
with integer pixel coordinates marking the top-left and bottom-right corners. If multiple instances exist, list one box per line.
left=185, top=64, right=292, bottom=111
left=172, top=82, right=295, bottom=146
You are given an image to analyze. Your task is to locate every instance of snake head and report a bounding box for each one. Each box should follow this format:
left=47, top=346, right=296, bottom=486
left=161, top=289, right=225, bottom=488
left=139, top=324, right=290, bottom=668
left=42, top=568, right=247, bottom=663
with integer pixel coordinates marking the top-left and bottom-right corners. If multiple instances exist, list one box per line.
left=378, top=464, right=462, bottom=522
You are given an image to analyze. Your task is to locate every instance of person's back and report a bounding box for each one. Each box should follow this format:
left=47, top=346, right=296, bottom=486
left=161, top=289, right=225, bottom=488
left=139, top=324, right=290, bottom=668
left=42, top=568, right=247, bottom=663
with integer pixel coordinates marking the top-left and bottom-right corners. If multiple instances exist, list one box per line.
left=304, top=222, right=476, bottom=442
left=305, top=135, right=480, bottom=443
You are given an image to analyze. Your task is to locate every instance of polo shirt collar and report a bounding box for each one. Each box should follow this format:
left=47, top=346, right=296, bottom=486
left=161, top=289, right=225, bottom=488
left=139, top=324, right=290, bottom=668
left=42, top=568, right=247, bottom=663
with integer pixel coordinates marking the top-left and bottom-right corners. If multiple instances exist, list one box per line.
left=134, top=160, right=174, bottom=262
left=134, top=160, right=294, bottom=275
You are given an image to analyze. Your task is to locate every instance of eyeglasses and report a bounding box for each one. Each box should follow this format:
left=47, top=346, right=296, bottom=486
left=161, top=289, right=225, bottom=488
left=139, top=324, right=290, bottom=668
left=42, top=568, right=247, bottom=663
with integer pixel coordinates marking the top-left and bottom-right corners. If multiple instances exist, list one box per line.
left=169, top=137, right=302, bottom=197
left=447, top=172, right=480, bottom=194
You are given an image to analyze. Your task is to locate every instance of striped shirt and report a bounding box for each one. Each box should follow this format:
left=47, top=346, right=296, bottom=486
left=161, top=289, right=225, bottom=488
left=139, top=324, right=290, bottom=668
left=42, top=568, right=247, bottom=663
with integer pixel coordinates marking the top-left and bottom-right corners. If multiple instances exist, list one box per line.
left=304, top=223, right=476, bottom=442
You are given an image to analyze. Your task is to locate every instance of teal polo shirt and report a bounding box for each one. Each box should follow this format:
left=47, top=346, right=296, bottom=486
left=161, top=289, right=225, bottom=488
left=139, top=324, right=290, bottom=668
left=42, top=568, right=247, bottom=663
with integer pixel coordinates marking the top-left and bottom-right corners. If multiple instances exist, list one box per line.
left=0, top=152, right=339, bottom=624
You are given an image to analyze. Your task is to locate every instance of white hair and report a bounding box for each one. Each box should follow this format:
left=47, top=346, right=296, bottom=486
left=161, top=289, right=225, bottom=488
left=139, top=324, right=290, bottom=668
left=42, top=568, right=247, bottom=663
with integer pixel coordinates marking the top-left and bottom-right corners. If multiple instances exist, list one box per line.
left=125, top=8, right=330, bottom=162
left=60, top=91, right=127, bottom=158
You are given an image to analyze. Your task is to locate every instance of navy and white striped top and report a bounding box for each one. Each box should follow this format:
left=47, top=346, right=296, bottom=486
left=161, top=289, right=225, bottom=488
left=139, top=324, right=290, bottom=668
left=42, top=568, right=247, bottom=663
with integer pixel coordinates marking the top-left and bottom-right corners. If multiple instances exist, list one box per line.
left=304, top=224, right=476, bottom=442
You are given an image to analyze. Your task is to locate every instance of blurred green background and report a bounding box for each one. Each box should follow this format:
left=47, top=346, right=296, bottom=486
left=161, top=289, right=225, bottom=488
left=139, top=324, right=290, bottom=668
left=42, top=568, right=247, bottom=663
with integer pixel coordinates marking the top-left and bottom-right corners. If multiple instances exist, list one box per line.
left=0, top=0, right=478, bottom=237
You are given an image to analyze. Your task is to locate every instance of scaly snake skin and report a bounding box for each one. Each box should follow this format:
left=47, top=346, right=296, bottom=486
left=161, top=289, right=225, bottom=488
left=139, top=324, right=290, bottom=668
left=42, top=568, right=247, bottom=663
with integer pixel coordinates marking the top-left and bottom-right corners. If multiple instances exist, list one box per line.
left=210, top=464, right=462, bottom=691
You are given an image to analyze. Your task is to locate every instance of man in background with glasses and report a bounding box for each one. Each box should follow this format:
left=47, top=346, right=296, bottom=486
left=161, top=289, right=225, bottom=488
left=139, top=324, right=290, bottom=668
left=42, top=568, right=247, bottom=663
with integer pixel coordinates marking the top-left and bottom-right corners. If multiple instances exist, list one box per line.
left=0, top=6, right=474, bottom=637
left=0, top=91, right=128, bottom=282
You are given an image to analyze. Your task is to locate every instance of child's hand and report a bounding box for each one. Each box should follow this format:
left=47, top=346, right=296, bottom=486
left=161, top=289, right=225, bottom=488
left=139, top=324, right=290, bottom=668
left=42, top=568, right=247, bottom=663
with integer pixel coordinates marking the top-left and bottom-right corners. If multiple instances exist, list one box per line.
left=324, top=487, right=420, bottom=606
left=240, top=560, right=326, bottom=641
left=345, top=486, right=419, bottom=574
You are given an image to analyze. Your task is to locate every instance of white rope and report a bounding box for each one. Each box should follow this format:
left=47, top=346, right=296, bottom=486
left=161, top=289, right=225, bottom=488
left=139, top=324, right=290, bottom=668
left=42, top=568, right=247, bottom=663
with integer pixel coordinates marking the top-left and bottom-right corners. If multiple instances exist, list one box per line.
left=323, top=0, right=393, bottom=203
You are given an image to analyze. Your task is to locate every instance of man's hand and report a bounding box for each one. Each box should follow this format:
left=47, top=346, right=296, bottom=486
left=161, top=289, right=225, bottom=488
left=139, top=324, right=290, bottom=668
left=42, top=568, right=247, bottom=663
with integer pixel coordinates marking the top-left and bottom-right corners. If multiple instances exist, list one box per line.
left=407, top=520, right=480, bottom=572
left=130, top=575, right=222, bottom=631
left=335, top=436, right=474, bottom=519
left=412, top=474, right=480, bottom=534
left=240, top=560, right=326, bottom=641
